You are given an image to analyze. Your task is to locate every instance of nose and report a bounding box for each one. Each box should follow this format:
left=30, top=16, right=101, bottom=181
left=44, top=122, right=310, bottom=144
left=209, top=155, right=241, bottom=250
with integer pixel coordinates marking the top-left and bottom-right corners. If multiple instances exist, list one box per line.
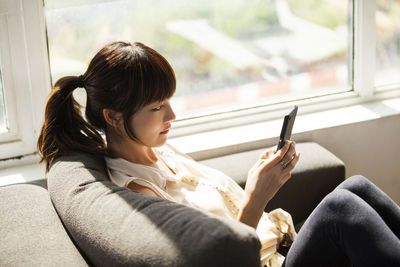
left=164, top=101, right=176, bottom=122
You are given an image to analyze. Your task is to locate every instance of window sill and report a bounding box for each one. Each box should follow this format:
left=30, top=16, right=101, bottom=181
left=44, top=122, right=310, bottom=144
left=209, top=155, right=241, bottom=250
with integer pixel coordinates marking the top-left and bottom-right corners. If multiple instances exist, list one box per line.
left=169, top=96, right=400, bottom=160
left=0, top=155, right=45, bottom=187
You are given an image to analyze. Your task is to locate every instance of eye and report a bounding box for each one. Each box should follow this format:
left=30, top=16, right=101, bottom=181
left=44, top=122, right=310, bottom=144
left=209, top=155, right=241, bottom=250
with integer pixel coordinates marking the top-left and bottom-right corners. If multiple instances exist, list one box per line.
left=151, top=105, right=163, bottom=111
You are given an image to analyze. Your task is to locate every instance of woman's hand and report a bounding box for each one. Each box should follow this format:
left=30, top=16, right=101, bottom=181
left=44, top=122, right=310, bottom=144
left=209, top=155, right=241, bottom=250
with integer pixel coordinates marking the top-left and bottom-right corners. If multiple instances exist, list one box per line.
left=237, top=141, right=300, bottom=228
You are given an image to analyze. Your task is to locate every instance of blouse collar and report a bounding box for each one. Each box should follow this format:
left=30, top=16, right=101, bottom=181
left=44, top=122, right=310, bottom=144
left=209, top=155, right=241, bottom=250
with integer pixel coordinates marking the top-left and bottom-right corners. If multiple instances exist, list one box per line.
left=105, top=147, right=177, bottom=189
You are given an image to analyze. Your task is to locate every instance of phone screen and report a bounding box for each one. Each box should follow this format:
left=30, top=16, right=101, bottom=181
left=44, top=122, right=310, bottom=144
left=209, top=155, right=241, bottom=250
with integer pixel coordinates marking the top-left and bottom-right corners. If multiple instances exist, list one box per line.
left=277, top=105, right=298, bottom=150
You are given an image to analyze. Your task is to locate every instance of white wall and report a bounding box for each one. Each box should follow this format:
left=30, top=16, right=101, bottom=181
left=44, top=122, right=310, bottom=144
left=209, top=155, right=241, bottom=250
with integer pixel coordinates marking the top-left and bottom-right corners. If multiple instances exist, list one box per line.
left=295, top=114, right=400, bottom=205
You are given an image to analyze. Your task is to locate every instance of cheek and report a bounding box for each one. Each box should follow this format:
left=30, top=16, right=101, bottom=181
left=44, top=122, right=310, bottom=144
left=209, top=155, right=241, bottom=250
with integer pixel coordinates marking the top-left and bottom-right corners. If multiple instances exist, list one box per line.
left=129, top=114, right=160, bottom=139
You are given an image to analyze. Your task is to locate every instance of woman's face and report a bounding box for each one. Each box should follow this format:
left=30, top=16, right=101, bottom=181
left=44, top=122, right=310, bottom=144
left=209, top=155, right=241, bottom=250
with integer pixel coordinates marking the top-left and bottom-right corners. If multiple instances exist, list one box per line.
left=129, top=99, right=176, bottom=147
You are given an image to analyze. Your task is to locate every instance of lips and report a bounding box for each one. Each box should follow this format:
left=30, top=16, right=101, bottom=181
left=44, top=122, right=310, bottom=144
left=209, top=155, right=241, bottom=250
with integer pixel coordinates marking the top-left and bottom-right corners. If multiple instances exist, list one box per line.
left=160, top=125, right=171, bottom=134
left=160, top=129, right=170, bottom=134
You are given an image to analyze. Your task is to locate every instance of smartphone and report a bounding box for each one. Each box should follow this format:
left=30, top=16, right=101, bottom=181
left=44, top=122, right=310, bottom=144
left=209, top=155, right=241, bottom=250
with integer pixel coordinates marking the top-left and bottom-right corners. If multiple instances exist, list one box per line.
left=277, top=105, right=298, bottom=150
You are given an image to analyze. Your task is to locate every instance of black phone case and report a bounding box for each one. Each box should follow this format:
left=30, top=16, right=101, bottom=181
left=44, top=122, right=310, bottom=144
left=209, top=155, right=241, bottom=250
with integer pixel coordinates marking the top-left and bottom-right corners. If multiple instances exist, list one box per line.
left=277, top=105, right=298, bottom=149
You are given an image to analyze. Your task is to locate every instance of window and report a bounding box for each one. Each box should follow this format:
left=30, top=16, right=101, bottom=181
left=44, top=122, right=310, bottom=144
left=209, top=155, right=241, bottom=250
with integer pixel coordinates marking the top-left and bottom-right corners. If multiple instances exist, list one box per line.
left=0, top=0, right=50, bottom=160
left=0, top=0, right=22, bottom=144
left=44, top=0, right=351, bottom=120
left=0, top=0, right=399, bottom=161
left=375, top=0, right=400, bottom=88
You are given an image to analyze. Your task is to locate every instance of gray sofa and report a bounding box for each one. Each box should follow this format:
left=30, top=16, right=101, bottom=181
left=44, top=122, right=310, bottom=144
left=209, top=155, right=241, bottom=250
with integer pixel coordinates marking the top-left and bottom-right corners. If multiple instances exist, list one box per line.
left=0, top=142, right=345, bottom=266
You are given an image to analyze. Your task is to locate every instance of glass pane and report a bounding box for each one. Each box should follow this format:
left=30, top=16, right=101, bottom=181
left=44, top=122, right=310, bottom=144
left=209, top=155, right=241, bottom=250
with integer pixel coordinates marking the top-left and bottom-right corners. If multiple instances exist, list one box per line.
left=45, top=0, right=351, bottom=118
left=375, top=0, right=400, bottom=88
left=0, top=63, right=7, bottom=133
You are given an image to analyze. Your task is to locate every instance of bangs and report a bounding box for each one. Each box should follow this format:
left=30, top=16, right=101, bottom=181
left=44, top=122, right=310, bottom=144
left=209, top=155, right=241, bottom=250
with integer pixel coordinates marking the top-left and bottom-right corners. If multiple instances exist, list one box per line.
left=129, top=43, right=176, bottom=111
left=143, top=52, right=176, bottom=104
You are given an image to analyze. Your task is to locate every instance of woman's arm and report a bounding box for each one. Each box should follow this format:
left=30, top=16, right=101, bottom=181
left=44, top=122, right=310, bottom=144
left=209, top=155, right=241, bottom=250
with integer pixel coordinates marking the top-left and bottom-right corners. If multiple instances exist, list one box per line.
left=237, top=141, right=300, bottom=228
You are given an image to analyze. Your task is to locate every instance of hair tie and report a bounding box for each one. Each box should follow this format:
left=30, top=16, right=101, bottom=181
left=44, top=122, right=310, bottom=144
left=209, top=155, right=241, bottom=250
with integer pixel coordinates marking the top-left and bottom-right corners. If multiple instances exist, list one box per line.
left=77, top=75, right=85, bottom=88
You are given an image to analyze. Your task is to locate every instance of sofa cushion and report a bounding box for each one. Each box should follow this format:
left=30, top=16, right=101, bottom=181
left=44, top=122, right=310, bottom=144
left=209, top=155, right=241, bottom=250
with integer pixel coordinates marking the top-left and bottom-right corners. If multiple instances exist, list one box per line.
left=47, top=152, right=261, bottom=267
left=0, top=183, right=88, bottom=266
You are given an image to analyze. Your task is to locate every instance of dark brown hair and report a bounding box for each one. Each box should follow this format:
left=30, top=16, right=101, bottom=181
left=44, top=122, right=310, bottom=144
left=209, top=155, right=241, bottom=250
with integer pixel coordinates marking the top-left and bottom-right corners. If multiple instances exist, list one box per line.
left=38, top=41, right=176, bottom=171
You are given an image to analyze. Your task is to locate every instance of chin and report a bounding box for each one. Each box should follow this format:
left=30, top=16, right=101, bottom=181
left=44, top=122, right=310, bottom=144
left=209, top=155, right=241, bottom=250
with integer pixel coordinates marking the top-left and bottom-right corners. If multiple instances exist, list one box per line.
left=153, top=142, right=166, bottom=148
left=152, top=136, right=168, bottom=147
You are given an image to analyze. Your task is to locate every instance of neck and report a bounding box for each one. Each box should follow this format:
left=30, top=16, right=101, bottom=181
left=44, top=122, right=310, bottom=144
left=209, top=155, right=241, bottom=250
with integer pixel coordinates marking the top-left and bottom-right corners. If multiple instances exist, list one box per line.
left=107, top=136, right=158, bottom=167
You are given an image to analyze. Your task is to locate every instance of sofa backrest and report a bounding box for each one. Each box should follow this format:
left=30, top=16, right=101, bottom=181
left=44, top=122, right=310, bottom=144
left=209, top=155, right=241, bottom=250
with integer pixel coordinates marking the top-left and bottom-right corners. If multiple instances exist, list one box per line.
left=47, top=152, right=261, bottom=267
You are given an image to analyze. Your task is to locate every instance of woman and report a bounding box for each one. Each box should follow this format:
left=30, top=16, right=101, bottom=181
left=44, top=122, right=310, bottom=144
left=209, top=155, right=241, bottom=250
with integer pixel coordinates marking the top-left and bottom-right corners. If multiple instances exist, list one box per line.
left=38, top=41, right=400, bottom=266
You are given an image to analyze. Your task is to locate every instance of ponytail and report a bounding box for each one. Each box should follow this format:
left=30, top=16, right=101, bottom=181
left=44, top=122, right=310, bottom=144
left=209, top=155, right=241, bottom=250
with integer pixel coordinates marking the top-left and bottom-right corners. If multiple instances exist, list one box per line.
left=37, top=76, right=106, bottom=172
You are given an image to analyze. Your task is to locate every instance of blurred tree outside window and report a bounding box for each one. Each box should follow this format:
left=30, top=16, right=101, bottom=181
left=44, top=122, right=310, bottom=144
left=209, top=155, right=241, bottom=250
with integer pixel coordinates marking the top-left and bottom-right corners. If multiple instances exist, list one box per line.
left=375, top=0, right=400, bottom=88
left=44, top=0, right=351, bottom=119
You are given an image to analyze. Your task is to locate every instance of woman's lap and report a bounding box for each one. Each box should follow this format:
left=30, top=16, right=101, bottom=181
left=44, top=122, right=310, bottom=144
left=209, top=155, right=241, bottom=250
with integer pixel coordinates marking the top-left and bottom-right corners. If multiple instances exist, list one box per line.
left=283, top=175, right=400, bottom=267
left=336, top=175, right=400, bottom=238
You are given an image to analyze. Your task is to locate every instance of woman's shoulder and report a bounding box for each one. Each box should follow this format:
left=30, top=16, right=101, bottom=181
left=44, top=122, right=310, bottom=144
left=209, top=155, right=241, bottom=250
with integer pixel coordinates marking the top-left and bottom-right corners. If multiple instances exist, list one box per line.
left=105, top=154, right=171, bottom=189
left=104, top=155, right=159, bottom=178
left=104, top=155, right=138, bottom=170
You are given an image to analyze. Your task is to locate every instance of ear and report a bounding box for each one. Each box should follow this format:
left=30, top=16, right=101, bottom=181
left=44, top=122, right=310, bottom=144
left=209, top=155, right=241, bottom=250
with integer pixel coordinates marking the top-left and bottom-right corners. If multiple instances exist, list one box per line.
left=103, top=109, right=122, bottom=128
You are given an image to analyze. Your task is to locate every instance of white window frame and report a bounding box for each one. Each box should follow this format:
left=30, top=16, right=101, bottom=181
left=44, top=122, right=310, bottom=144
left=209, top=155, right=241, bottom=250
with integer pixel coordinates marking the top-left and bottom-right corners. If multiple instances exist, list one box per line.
left=0, top=0, right=51, bottom=160
left=353, top=0, right=375, bottom=98
left=0, top=0, right=399, bottom=161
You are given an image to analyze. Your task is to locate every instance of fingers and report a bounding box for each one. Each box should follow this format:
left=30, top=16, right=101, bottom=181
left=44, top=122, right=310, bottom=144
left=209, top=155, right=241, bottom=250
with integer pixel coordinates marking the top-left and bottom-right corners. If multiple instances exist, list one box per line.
left=259, top=147, right=277, bottom=160
left=259, top=140, right=291, bottom=161
left=257, top=141, right=298, bottom=174
left=247, top=144, right=299, bottom=203
left=279, top=142, right=297, bottom=168
left=257, top=141, right=294, bottom=168
left=280, top=152, right=300, bottom=178
left=272, top=140, right=295, bottom=165
left=271, top=152, right=300, bottom=190
left=257, top=146, right=281, bottom=167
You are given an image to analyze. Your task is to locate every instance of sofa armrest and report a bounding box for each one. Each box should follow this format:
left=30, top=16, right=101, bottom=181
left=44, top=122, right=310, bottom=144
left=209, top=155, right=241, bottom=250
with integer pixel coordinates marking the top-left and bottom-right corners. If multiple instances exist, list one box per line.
left=199, top=142, right=346, bottom=229
left=0, top=183, right=88, bottom=266
left=48, top=152, right=261, bottom=267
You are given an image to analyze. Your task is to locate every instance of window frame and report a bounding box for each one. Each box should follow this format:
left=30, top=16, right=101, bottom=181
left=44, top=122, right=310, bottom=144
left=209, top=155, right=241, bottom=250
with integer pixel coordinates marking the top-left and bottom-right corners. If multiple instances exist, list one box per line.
left=0, top=0, right=399, bottom=161
left=0, top=0, right=24, bottom=143
left=0, top=0, right=51, bottom=160
left=353, top=0, right=375, bottom=98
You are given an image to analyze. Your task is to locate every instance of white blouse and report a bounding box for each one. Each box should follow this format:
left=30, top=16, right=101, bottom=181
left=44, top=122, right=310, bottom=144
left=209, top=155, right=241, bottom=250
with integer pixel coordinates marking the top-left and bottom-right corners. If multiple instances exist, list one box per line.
left=105, top=146, right=297, bottom=267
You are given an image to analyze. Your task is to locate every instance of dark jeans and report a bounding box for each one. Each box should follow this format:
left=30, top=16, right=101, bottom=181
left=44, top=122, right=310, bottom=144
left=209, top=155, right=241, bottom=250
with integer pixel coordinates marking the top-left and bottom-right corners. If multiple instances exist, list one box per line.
left=283, top=175, right=400, bottom=267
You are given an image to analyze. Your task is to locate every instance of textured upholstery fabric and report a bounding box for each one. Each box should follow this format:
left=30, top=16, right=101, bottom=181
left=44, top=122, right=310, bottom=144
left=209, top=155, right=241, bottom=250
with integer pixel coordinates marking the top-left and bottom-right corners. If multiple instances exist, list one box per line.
left=0, top=183, right=88, bottom=266
left=47, top=152, right=261, bottom=267
left=199, top=142, right=346, bottom=229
